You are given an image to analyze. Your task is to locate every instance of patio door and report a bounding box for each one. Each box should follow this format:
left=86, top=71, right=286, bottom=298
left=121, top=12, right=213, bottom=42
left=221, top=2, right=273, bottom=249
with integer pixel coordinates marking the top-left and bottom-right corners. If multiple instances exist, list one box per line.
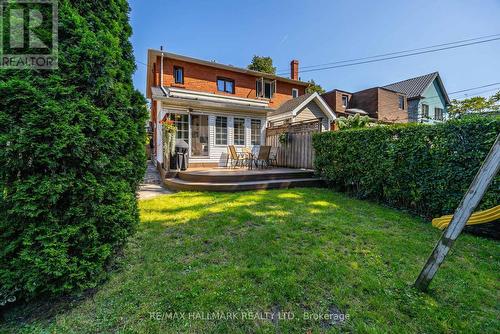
left=190, top=114, right=209, bottom=157
left=168, top=113, right=189, bottom=145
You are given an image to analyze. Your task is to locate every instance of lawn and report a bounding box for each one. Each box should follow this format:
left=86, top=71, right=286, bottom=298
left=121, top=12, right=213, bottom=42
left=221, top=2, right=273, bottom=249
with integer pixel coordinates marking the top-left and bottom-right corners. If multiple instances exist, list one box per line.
left=2, top=188, right=499, bottom=333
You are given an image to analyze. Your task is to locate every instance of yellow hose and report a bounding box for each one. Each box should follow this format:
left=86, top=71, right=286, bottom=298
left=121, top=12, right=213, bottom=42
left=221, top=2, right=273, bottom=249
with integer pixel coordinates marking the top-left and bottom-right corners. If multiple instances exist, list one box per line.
left=432, top=205, right=500, bottom=230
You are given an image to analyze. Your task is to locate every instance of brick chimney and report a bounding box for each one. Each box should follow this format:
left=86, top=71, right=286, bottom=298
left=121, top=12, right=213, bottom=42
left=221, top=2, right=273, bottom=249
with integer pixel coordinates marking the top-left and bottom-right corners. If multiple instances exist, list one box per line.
left=290, top=60, right=299, bottom=80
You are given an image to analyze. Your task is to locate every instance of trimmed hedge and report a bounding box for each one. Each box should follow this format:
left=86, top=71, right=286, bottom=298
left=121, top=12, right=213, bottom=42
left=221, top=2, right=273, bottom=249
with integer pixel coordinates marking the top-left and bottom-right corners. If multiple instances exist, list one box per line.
left=0, top=1, right=147, bottom=301
left=313, top=116, right=500, bottom=219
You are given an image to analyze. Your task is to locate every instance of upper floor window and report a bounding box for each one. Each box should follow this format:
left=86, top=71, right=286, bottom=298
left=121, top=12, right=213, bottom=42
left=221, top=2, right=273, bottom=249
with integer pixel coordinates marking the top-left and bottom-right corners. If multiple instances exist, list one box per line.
left=215, top=116, right=228, bottom=145
left=341, top=95, right=349, bottom=108
left=256, top=78, right=276, bottom=99
left=398, top=95, right=405, bottom=109
left=233, top=118, right=245, bottom=145
left=292, top=88, right=299, bottom=98
left=435, top=108, right=444, bottom=121
left=217, top=77, right=235, bottom=94
left=174, top=66, right=184, bottom=84
left=251, top=119, right=262, bottom=145
left=422, top=104, right=429, bottom=118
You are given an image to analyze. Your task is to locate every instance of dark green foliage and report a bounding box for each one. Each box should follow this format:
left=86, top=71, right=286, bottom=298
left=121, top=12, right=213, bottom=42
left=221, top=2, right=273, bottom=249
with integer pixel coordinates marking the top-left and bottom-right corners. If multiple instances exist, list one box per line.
left=305, top=79, right=325, bottom=94
left=0, top=0, right=147, bottom=301
left=313, top=117, right=500, bottom=219
left=247, top=55, right=276, bottom=74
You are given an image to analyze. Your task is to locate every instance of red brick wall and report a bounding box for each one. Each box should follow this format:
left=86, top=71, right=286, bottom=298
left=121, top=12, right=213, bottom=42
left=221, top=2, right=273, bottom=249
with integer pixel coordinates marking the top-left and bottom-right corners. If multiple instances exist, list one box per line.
left=349, top=88, right=408, bottom=122
left=377, top=89, right=408, bottom=123
left=350, top=88, right=379, bottom=118
left=156, top=57, right=306, bottom=108
left=291, top=60, right=299, bottom=81
left=322, top=90, right=352, bottom=117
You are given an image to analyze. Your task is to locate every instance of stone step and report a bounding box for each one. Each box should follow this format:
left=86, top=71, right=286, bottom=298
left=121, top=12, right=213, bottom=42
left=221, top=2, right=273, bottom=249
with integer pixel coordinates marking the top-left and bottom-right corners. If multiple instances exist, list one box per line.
left=164, top=177, right=324, bottom=192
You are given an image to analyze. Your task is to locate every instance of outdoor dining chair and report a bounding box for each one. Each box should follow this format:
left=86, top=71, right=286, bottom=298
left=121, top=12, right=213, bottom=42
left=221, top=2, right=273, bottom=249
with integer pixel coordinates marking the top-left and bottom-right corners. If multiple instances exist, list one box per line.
left=252, top=145, right=271, bottom=169
left=227, top=145, right=245, bottom=168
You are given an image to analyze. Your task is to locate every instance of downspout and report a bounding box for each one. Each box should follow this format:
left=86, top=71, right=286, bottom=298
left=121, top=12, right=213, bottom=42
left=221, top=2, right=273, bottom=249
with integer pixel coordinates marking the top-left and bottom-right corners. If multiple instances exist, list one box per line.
left=158, top=48, right=168, bottom=167
left=160, top=48, right=167, bottom=96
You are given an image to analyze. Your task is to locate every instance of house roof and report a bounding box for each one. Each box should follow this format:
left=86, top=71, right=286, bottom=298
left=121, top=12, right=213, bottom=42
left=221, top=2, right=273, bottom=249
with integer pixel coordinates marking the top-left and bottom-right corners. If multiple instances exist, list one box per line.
left=268, top=92, right=336, bottom=121
left=382, top=72, right=451, bottom=104
left=146, top=49, right=310, bottom=98
left=269, top=93, right=314, bottom=116
left=151, top=86, right=166, bottom=97
left=322, top=88, right=353, bottom=95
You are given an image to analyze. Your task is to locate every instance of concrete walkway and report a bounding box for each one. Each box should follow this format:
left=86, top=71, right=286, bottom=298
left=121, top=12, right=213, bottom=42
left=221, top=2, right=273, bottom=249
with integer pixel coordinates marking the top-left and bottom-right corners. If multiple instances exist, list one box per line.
left=138, top=161, right=173, bottom=199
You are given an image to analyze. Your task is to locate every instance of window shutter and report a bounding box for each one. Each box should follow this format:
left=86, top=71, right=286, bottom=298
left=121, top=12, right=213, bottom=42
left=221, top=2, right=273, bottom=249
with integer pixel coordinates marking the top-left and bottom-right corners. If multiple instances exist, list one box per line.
left=272, top=80, right=277, bottom=97
left=256, top=78, right=263, bottom=97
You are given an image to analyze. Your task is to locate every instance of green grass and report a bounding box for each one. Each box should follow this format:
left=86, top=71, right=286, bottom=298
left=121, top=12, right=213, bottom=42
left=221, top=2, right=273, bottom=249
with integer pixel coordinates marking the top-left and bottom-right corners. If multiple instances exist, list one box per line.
left=2, top=188, right=499, bottom=333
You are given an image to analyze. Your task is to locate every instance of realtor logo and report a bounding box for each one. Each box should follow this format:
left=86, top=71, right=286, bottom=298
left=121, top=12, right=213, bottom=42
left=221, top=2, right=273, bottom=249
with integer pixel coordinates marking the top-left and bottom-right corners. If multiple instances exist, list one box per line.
left=0, top=0, right=58, bottom=69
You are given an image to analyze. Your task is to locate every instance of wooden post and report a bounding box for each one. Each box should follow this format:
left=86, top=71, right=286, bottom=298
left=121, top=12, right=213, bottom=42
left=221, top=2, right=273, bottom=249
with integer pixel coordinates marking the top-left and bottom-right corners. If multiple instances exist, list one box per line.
left=414, top=134, right=500, bottom=291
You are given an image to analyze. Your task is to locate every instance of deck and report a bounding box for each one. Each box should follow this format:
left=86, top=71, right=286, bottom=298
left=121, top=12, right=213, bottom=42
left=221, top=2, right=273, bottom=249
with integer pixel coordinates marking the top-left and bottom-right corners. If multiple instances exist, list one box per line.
left=164, top=167, right=323, bottom=192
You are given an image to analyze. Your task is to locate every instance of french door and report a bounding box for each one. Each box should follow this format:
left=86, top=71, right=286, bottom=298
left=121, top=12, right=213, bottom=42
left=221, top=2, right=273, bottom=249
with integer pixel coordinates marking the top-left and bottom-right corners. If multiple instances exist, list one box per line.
left=190, top=114, right=209, bottom=157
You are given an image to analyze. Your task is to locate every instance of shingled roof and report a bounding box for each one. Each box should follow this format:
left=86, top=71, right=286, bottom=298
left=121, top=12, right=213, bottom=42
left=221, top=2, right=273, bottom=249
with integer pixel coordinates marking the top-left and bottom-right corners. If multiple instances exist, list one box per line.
left=267, top=92, right=336, bottom=121
left=382, top=72, right=450, bottom=104
left=269, top=92, right=314, bottom=116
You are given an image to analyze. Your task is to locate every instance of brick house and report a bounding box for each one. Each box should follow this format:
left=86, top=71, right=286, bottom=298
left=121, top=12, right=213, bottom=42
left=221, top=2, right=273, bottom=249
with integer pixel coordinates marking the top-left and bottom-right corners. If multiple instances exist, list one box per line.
left=322, top=87, right=408, bottom=123
left=382, top=72, right=451, bottom=123
left=146, top=49, right=335, bottom=168
left=322, top=72, right=450, bottom=124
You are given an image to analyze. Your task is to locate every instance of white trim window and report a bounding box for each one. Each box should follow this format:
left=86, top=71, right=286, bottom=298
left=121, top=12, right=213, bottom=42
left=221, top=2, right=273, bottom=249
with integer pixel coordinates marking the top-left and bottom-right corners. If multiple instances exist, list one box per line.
left=341, top=94, right=349, bottom=107
left=422, top=104, right=429, bottom=118
left=292, top=88, right=299, bottom=98
left=215, top=116, right=228, bottom=145
left=233, top=117, right=245, bottom=145
left=435, top=107, right=444, bottom=121
left=251, top=119, right=262, bottom=145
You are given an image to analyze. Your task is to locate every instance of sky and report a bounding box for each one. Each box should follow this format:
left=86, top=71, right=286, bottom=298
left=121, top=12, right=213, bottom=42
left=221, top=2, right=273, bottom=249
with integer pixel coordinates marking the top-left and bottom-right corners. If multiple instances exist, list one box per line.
left=129, top=0, right=500, bottom=100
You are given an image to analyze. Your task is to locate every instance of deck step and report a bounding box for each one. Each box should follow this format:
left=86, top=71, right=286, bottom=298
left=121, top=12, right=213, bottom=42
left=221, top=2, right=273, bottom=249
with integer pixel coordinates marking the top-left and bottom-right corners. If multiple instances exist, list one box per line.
left=178, top=169, right=316, bottom=183
left=164, top=177, right=324, bottom=192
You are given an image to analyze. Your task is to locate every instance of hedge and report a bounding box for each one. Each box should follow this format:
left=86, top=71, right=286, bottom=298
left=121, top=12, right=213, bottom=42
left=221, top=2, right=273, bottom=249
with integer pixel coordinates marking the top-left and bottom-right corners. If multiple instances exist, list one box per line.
left=313, top=116, right=500, bottom=219
left=0, top=0, right=147, bottom=302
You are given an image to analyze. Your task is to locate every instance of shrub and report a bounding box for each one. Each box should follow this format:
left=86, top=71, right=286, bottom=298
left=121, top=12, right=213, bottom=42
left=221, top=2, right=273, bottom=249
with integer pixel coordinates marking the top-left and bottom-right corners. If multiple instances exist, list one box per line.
left=313, top=116, right=500, bottom=219
left=0, top=0, right=147, bottom=301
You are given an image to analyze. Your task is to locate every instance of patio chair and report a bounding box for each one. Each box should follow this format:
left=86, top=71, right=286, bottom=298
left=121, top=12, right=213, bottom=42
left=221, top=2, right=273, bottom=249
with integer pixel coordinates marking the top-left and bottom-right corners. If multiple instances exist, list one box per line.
left=241, top=147, right=253, bottom=168
left=245, top=146, right=260, bottom=169
left=269, top=147, right=278, bottom=167
left=253, top=145, right=271, bottom=169
left=227, top=145, right=244, bottom=168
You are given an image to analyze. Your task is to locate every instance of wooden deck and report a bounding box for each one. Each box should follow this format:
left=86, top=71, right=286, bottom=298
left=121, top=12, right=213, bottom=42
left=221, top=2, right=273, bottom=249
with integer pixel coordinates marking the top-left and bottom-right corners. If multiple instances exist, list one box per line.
left=165, top=167, right=323, bottom=192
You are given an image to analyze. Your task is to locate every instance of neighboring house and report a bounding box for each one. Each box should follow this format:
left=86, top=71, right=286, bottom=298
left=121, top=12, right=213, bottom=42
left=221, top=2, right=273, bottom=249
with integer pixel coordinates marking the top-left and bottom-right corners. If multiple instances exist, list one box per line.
left=146, top=49, right=335, bottom=168
left=267, top=92, right=335, bottom=130
left=382, top=72, right=451, bottom=123
left=322, top=87, right=408, bottom=123
left=322, top=72, right=450, bottom=124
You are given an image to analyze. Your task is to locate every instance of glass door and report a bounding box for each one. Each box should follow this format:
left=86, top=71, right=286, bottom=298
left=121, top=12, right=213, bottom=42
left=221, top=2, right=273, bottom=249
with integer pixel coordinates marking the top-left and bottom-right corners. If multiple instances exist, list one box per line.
left=190, top=114, right=209, bottom=157
left=168, top=113, right=189, bottom=144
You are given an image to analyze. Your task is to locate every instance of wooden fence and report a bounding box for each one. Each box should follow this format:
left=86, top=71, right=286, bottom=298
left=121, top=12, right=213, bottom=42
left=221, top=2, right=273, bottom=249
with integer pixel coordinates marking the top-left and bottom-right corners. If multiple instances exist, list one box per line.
left=265, top=120, right=321, bottom=169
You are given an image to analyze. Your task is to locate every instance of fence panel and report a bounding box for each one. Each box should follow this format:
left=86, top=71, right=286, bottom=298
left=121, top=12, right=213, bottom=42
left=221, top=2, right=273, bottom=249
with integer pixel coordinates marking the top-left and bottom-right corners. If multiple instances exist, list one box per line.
left=265, top=120, right=321, bottom=169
